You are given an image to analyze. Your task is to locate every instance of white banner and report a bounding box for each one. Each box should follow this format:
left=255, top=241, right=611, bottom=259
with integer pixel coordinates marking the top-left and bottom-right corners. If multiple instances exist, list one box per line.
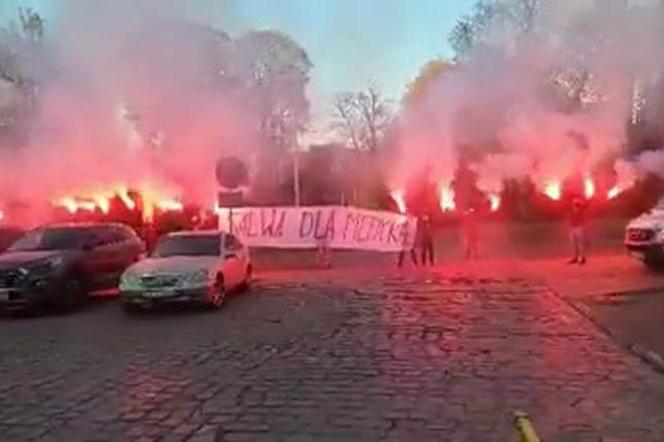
left=218, top=206, right=416, bottom=252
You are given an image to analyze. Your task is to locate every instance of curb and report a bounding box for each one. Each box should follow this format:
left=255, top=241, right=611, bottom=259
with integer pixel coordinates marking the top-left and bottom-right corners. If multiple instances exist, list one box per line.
left=628, top=343, right=664, bottom=374
left=551, top=290, right=664, bottom=375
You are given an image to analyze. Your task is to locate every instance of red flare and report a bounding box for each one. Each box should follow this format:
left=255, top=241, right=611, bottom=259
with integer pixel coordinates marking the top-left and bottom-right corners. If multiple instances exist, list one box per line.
left=53, top=185, right=181, bottom=222
left=390, top=189, right=407, bottom=214
left=94, top=196, right=110, bottom=214
left=117, top=188, right=136, bottom=210
left=583, top=177, right=595, bottom=199
left=489, top=193, right=501, bottom=212
left=543, top=182, right=561, bottom=200
left=607, top=186, right=622, bottom=199
left=157, top=199, right=184, bottom=212
left=438, top=184, right=455, bottom=212
left=57, top=197, right=79, bottom=214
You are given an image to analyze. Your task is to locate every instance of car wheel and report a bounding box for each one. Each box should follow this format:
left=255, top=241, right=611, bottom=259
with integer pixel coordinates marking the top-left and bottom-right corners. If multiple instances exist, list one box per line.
left=59, top=278, right=86, bottom=312
left=644, top=256, right=664, bottom=272
left=208, top=275, right=226, bottom=309
left=123, top=302, right=145, bottom=314
left=239, top=264, right=252, bottom=292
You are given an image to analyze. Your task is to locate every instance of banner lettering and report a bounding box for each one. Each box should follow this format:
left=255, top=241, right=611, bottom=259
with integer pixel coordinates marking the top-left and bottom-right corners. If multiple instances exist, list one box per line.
left=218, top=206, right=416, bottom=252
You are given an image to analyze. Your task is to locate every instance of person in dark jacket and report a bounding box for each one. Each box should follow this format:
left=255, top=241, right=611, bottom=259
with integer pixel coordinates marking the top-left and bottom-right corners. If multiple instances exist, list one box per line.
left=419, top=214, right=435, bottom=265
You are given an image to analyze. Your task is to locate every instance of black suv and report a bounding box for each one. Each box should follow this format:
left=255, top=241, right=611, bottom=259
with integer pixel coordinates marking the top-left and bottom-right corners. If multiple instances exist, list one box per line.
left=0, top=223, right=144, bottom=312
left=0, top=227, right=24, bottom=252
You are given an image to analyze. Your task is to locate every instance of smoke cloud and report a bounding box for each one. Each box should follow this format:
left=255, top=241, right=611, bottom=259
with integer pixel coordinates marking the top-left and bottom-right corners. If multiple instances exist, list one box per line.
left=0, top=0, right=270, bottom=224
left=391, top=0, right=664, bottom=206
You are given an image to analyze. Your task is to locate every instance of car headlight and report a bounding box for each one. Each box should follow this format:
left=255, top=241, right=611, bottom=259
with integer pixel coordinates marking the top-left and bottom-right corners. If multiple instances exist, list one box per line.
left=120, top=272, right=141, bottom=288
left=21, top=257, right=65, bottom=278
left=184, top=269, right=209, bottom=284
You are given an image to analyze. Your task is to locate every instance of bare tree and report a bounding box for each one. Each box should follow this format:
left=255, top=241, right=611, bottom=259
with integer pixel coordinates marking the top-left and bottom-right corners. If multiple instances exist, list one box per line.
left=233, top=30, right=312, bottom=150
left=448, top=0, right=540, bottom=60
left=403, top=59, right=456, bottom=107
left=448, top=0, right=604, bottom=113
left=332, top=92, right=362, bottom=151
left=18, top=8, right=44, bottom=42
left=332, top=85, right=391, bottom=152
left=0, top=7, right=45, bottom=146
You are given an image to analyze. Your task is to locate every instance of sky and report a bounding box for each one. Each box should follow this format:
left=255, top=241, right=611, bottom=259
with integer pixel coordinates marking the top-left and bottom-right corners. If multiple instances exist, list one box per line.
left=202, top=0, right=475, bottom=138
left=1, top=0, right=475, bottom=137
left=204, top=1, right=474, bottom=100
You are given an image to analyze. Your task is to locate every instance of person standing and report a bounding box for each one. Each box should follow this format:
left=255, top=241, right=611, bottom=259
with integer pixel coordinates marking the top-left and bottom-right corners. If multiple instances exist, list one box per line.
left=568, top=197, right=588, bottom=264
left=462, top=206, right=479, bottom=260
left=398, top=215, right=419, bottom=268
left=397, top=246, right=418, bottom=268
left=419, top=214, right=435, bottom=265
left=140, top=223, right=158, bottom=252
left=316, top=234, right=332, bottom=269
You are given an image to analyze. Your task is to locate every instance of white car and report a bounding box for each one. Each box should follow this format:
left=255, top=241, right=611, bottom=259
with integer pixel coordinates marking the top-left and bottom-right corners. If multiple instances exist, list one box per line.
left=625, top=197, right=664, bottom=269
left=120, top=230, right=251, bottom=311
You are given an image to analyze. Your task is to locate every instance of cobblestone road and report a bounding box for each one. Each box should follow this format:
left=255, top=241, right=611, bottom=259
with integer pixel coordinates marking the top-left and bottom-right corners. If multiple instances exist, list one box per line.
left=1, top=272, right=664, bottom=441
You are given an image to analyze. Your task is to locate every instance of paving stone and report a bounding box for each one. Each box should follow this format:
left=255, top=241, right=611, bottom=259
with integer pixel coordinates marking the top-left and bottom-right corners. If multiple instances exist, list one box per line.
left=1, top=275, right=664, bottom=440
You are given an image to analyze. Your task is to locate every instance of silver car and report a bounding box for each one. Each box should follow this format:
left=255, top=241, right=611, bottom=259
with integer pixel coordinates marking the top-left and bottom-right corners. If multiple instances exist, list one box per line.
left=120, top=230, right=251, bottom=312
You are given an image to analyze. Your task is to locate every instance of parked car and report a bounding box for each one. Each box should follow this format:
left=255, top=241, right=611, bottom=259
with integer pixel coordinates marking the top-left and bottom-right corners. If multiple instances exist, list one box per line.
left=0, top=227, right=24, bottom=252
left=120, top=230, right=251, bottom=312
left=624, top=197, right=664, bottom=270
left=0, top=223, right=145, bottom=312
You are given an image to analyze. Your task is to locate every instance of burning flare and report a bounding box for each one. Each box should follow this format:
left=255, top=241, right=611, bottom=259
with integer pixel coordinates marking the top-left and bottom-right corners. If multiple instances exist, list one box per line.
left=607, top=176, right=636, bottom=200
left=607, top=185, right=624, bottom=199
left=58, top=197, right=79, bottom=214
left=390, top=189, right=407, bottom=214
left=488, top=193, right=501, bottom=212
left=77, top=200, right=96, bottom=212
left=94, top=196, right=111, bottom=214
left=140, top=190, right=184, bottom=221
left=55, top=197, right=99, bottom=213
left=583, top=177, right=595, bottom=199
left=53, top=185, right=183, bottom=222
left=438, top=183, right=455, bottom=212
left=156, top=199, right=184, bottom=212
left=543, top=181, right=561, bottom=201
left=117, top=188, right=136, bottom=210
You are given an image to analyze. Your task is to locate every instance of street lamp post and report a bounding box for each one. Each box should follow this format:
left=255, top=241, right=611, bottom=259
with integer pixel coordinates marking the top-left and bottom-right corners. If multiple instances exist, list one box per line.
left=293, top=148, right=301, bottom=207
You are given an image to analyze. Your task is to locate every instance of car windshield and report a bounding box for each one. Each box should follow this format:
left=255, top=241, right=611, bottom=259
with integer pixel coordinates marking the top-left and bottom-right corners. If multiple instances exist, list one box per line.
left=151, top=235, right=220, bottom=258
left=9, top=228, right=86, bottom=252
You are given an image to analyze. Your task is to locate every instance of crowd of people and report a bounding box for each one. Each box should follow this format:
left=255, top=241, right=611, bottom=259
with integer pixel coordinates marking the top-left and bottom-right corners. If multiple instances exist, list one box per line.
left=395, top=197, right=589, bottom=268
left=310, top=197, right=589, bottom=270
left=397, top=208, right=478, bottom=268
